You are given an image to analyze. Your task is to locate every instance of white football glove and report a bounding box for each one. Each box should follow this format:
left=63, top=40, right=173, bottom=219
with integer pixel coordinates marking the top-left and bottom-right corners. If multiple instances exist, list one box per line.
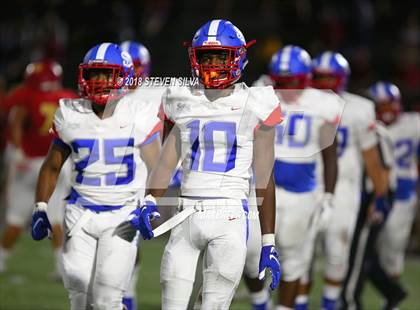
left=313, top=192, right=334, bottom=233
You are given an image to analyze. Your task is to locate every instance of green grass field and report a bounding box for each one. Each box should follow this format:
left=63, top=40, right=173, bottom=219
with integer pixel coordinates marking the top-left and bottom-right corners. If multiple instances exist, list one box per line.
left=0, top=235, right=419, bottom=309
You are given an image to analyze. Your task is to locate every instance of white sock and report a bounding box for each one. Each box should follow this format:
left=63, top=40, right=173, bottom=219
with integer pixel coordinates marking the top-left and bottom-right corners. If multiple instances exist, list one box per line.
left=125, top=265, right=139, bottom=298
left=323, top=284, right=341, bottom=300
left=250, top=289, right=270, bottom=305
left=295, top=294, right=309, bottom=305
left=0, top=247, right=10, bottom=272
left=54, top=248, right=64, bottom=276
left=275, top=305, right=293, bottom=310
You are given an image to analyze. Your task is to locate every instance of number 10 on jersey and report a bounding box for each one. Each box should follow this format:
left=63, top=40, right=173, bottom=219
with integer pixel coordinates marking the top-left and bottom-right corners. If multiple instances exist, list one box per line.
left=187, top=120, right=237, bottom=173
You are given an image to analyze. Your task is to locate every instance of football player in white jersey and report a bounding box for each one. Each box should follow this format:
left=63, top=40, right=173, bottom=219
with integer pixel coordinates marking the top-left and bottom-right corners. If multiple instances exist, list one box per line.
left=120, top=39, right=154, bottom=310
left=250, top=46, right=342, bottom=310
left=31, top=43, right=162, bottom=310
left=129, top=19, right=282, bottom=309
left=369, top=81, right=420, bottom=279
left=294, top=52, right=390, bottom=310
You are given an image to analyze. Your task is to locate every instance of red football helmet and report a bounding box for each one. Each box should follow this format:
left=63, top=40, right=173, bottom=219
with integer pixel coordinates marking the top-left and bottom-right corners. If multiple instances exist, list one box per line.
left=24, top=60, right=62, bottom=90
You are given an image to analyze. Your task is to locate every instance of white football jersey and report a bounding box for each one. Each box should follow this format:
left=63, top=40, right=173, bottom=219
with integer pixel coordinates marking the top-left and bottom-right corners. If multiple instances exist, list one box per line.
left=387, top=112, right=420, bottom=199
left=125, top=86, right=165, bottom=195
left=161, top=83, right=281, bottom=199
left=273, top=88, right=343, bottom=193
left=53, top=95, right=161, bottom=207
left=336, top=92, right=377, bottom=182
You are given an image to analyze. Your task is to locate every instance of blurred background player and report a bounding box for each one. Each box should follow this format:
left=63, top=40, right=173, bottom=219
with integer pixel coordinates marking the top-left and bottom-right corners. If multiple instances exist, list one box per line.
left=120, top=39, right=153, bottom=310
left=370, top=82, right=420, bottom=287
left=121, top=40, right=151, bottom=81
left=250, top=45, right=342, bottom=310
left=338, top=118, right=406, bottom=310
left=295, top=52, right=390, bottom=310
left=130, top=19, right=282, bottom=309
left=0, top=60, right=77, bottom=277
left=32, top=42, right=162, bottom=309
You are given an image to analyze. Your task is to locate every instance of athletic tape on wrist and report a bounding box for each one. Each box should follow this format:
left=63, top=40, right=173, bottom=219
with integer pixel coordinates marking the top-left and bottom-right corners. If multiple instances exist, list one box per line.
left=34, top=202, right=48, bottom=212
left=262, top=233, right=275, bottom=246
left=144, top=194, right=157, bottom=205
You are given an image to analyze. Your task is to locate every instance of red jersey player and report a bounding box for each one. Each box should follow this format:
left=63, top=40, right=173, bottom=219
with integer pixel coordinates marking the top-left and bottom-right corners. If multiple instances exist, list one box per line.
left=0, top=60, right=77, bottom=277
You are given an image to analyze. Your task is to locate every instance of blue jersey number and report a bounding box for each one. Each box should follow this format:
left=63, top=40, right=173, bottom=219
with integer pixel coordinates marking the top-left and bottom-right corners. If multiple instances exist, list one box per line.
left=187, top=120, right=237, bottom=172
left=71, top=138, right=136, bottom=186
left=276, top=112, right=311, bottom=147
left=336, top=126, right=348, bottom=157
left=395, top=139, right=414, bottom=169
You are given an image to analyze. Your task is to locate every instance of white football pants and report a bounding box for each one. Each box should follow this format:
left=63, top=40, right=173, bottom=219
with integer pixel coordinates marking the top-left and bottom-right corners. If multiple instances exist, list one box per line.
left=62, top=203, right=138, bottom=310
left=322, top=178, right=360, bottom=281
left=378, top=195, right=418, bottom=275
left=160, top=197, right=248, bottom=310
left=6, top=156, right=71, bottom=226
left=275, top=187, right=318, bottom=282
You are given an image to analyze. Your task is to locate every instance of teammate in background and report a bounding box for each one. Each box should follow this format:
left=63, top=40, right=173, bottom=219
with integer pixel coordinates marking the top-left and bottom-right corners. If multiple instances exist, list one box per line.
left=32, top=43, right=162, bottom=309
left=120, top=40, right=153, bottom=310
left=129, top=19, right=282, bottom=309
left=121, top=40, right=151, bottom=81
left=295, top=52, right=390, bottom=310
left=370, top=82, right=420, bottom=283
left=251, top=46, right=342, bottom=310
left=0, top=60, right=77, bottom=276
left=338, top=120, right=406, bottom=310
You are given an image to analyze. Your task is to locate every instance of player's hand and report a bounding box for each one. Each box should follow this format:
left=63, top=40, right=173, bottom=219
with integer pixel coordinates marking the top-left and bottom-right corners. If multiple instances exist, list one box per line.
left=369, top=196, right=390, bottom=225
left=31, top=202, right=52, bottom=241
left=258, top=234, right=282, bottom=290
left=9, top=146, right=30, bottom=173
left=315, top=193, right=334, bottom=232
left=129, top=195, right=160, bottom=240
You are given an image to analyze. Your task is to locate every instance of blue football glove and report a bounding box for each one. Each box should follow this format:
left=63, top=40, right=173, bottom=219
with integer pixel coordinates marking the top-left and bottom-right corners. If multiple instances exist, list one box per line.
left=258, top=235, right=282, bottom=290
left=371, top=195, right=391, bottom=224
left=31, top=202, right=52, bottom=241
left=129, top=195, right=160, bottom=240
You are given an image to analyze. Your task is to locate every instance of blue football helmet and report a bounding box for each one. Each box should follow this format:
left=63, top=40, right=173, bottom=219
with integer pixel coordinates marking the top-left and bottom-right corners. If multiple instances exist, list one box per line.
left=368, top=81, right=401, bottom=125
left=268, top=45, right=312, bottom=89
left=120, top=40, right=151, bottom=79
left=188, top=19, right=255, bottom=88
left=78, top=42, right=134, bottom=105
left=311, top=51, right=350, bottom=93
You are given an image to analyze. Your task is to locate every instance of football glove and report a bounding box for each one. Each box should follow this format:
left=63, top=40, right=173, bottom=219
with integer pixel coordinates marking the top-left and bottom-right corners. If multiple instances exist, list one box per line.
left=370, top=195, right=391, bottom=225
left=314, top=192, right=334, bottom=232
left=129, top=195, right=160, bottom=240
left=258, top=234, right=282, bottom=290
left=31, top=202, right=52, bottom=241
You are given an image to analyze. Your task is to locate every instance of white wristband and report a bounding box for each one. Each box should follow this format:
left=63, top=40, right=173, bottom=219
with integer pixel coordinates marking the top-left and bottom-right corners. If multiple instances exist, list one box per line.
left=144, top=194, right=157, bottom=205
left=262, top=233, right=275, bottom=246
left=34, top=202, right=48, bottom=212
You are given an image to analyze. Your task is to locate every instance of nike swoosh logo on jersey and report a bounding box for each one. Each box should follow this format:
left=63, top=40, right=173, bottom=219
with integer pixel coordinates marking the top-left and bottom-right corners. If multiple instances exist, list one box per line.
left=231, top=107, right=241, bottom=111
left=228, top=216, right=238, bottom=221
